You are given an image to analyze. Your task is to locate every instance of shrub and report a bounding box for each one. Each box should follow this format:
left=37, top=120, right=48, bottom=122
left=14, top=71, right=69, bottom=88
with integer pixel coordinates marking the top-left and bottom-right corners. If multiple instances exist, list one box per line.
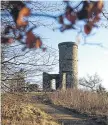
left=50, top=89, right=108, bottom=116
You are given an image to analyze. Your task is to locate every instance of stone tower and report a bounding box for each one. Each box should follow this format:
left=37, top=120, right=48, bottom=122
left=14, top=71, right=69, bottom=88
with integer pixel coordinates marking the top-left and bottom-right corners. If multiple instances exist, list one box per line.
left=58, top=42, right=78, bottom=89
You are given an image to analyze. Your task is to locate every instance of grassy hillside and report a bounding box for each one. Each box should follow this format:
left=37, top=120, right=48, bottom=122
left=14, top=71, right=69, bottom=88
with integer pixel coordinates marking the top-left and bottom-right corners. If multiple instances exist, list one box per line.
left=1, top=93, right=59, bottom=125
left=2, top=89, right=108, bottom=125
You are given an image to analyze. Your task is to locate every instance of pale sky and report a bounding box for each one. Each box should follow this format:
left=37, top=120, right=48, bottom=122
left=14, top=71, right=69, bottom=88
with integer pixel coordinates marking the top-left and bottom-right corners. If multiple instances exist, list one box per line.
left=6, top=1, right=107, bottom=90
left=1, top=1, right=108, bottom=90
left=36, top=24, right=108, bottom=90
left=32, top=0, right=108, bottom=90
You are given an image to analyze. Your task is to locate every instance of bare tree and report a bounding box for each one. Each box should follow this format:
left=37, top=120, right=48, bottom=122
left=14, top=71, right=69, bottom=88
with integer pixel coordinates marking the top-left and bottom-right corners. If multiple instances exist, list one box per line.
left=79, top=73, right=102, bottom=91
left=1, top=1, right=60, bottom=92
left=1, top=43, right=59, bottom=92
left=1, top=1, right=108, bottom=92
left=9, top=69, right=26, bottom=92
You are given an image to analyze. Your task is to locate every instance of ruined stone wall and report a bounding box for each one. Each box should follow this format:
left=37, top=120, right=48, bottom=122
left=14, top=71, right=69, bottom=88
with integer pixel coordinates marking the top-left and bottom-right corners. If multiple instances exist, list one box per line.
left=43, top=72, right=51, bottom=91
left=58, top=42, right=78, bottom=89
left=43, top=72, right=60, bottom=91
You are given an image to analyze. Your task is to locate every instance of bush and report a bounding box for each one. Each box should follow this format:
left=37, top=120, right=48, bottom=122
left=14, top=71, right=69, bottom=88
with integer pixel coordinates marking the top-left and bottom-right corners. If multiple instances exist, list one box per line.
left=50, top=89, right=108, bottom=116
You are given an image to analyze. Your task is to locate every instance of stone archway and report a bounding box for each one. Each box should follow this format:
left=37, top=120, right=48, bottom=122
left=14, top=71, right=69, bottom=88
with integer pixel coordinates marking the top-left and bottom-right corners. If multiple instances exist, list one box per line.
left=43, top=72, right=60, bottom=91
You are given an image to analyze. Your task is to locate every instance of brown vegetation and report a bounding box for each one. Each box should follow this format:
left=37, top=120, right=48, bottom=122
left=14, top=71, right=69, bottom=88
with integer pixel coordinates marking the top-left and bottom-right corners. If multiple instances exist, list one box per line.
left=49, top=89, right=108, bottom=116
left=1, top=93, right=59, bottom=125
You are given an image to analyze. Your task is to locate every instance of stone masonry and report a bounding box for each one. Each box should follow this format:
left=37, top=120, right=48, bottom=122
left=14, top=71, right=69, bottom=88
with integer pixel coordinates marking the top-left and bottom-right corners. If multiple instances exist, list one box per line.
left=43, top=42, right=78, bottom=91
left=43, top=72, right=60, bottom=91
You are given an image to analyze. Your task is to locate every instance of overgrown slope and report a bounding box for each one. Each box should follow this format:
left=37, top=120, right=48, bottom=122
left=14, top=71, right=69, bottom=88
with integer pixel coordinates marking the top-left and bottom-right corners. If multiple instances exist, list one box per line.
left=1, top=93, right=59, bottom=125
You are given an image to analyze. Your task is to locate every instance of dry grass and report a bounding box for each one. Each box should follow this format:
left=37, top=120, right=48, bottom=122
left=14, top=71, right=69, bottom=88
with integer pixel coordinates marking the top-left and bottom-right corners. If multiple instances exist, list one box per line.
left=1, top=93, right=59, bottom=125
left=49, top=89, right=108, bottom=116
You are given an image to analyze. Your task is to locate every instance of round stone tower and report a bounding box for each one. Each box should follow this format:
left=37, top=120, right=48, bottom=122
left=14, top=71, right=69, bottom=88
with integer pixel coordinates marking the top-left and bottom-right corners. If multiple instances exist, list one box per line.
left=58, top=42, right=78, bottom=89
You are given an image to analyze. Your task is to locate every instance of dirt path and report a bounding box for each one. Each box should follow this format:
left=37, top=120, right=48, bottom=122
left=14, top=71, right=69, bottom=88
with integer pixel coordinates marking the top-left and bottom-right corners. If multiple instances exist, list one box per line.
left=36, top=103, right=99, bottom=125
